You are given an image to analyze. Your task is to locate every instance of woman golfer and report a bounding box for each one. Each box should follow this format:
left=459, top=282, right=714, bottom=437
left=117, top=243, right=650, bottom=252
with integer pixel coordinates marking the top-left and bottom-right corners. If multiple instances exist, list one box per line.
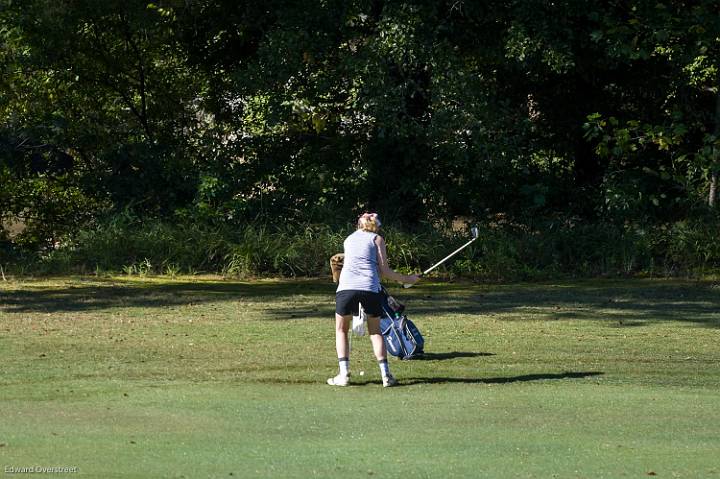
left=328, top=213, right=420, bottom=387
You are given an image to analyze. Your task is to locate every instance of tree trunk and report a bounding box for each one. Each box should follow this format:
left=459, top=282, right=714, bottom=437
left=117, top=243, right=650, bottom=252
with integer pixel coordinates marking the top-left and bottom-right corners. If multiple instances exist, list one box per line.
left=711, top=89, right=720, bottom=208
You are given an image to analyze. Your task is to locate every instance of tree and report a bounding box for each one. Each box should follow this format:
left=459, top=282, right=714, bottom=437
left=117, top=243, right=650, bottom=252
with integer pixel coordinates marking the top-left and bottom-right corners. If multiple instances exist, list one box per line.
left=3, top=0, right=720, bottom=254
left=1, top=0, right=206, bottom=245
left=582, top=1, right=720, bottom=217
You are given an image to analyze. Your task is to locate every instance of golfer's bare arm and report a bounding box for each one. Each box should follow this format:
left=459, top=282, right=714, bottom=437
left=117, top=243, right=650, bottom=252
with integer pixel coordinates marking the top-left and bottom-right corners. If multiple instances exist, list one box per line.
left=375, top=236, right=418, bottom=284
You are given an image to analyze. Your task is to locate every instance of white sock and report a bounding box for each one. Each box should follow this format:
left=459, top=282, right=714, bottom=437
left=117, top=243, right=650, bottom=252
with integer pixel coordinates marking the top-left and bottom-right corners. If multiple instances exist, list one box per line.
left=378, top=359, right=390, bottom=378
left=338, top=357, right=349, bottom=376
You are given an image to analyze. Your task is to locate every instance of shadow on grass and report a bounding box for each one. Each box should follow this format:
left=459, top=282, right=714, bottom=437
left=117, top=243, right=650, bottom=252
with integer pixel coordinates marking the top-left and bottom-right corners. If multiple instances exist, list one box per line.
left=2, top=278, right=719, bottom=328
left=402, top=371, right=604, bottom=386
left=412, top=351, right=495, bottom=361
left=260, top=371, right=603, bottom=386
left=404, top=280, right=720, bottom=328
left=264, top=308, right=331, bottom=320
left=0, top=278, right=334, bottom=314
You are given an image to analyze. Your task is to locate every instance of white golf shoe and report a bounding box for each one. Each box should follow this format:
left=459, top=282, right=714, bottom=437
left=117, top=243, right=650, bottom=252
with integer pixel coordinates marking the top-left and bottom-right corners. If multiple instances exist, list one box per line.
left=327, top=373, right=350, bottom=386
left=382, top=374, right=398, bottom=388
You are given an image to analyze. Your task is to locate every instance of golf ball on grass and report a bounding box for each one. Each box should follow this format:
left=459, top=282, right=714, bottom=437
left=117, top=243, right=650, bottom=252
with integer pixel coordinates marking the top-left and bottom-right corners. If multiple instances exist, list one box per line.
left=359, top=371, right=364, bottom=376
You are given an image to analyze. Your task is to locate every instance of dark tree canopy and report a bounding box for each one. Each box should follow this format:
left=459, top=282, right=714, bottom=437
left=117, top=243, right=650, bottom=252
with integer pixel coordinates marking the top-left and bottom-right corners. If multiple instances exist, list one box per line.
left=1, top=0, right=719, bottom=248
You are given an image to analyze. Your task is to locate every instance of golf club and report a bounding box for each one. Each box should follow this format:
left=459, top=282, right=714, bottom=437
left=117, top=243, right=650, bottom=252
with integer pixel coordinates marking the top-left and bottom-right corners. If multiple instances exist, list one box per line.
left=403, top=226, right=479, bottom=288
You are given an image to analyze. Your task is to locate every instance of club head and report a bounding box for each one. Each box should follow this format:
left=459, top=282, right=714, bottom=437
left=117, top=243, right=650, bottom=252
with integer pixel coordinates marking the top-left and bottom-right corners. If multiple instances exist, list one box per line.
left=471, top=226, right=479, bottom=239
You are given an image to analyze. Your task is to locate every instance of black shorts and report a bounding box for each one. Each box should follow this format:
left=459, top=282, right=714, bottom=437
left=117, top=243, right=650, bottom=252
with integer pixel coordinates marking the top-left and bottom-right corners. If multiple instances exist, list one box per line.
left=335, top=290, right=383, bottom=317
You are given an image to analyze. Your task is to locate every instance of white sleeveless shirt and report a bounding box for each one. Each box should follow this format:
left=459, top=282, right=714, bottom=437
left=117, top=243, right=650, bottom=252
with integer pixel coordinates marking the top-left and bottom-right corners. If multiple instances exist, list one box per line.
left=336, top=230, right=381, bottom=293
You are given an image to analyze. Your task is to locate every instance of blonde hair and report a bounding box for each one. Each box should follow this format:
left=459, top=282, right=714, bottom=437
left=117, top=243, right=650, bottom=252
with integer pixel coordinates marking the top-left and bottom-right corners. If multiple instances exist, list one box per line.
left=357, top=212, right=381, bottom=233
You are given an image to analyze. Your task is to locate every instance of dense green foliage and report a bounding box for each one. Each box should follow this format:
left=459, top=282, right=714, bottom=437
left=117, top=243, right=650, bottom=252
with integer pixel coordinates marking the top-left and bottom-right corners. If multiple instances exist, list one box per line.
left=1, top=1, right=719, bottom=275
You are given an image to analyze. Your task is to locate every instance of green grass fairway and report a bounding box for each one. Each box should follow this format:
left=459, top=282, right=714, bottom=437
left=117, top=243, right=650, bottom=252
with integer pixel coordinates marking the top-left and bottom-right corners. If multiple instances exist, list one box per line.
left=1, top=277, right=719, bottom=478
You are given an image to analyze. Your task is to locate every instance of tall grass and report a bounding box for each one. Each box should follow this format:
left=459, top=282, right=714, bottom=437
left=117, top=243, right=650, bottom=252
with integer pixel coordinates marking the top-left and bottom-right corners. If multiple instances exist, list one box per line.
left=221, top=224, right=348, bottom=277
left=4, top=213, right=720, bottom=280
left=453, top=217, right=720, bottom=281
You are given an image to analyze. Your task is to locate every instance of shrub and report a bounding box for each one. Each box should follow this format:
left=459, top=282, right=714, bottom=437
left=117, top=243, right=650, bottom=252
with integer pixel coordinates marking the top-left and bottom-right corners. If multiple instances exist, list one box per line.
left=4, top=212, right=720, bottom=280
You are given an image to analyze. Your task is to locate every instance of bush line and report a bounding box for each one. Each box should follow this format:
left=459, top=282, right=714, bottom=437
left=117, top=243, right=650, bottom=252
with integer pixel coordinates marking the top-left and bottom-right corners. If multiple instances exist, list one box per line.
left=2, top=214, right=720, bottom=280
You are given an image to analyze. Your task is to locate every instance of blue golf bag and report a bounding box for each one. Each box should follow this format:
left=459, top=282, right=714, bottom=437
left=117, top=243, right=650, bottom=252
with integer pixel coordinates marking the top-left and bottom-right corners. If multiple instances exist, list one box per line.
left=379, top=287, right=425, bottom=360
